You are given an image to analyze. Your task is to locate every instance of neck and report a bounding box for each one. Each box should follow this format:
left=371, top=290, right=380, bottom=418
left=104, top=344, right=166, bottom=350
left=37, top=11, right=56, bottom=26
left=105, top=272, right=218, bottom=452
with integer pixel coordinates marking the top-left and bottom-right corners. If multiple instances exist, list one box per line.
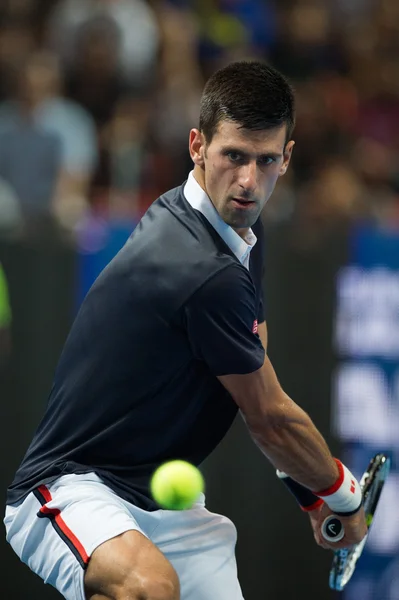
left=233, top=226, right=250, bottom=240
left=192, top=164, right=206, bottom=191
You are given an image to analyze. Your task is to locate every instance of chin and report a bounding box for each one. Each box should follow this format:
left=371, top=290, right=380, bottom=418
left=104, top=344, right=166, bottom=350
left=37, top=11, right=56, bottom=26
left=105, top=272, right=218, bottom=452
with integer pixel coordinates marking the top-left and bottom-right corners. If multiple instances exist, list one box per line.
left=233, top=211, right=259, bottom=227
left=228, top=218, right=254, bottom=230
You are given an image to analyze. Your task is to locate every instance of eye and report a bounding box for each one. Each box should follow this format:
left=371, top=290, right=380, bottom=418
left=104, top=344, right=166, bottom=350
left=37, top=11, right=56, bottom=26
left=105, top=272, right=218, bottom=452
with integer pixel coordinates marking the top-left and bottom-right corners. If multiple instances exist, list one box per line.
left=226, top=151, right=243, bottom=163
left=258, top=156, right=275, bottom=166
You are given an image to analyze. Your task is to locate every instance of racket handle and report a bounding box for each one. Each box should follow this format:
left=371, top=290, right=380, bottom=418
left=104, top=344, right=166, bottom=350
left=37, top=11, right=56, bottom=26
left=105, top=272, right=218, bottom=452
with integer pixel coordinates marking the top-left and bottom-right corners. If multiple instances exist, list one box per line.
left=321, top=515, right=345, bottom=542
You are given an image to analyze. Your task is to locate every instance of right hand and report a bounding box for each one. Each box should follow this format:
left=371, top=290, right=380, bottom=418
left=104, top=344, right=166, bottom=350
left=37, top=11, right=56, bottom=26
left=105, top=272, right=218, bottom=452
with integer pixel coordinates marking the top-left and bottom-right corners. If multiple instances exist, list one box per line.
left=311, top=502, right=368, bottom=550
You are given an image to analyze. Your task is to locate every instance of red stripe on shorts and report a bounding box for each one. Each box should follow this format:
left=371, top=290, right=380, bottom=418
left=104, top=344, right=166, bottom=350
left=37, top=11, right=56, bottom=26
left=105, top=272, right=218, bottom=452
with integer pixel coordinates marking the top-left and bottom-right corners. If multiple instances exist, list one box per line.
left=36, top=485, right=89, bottom=566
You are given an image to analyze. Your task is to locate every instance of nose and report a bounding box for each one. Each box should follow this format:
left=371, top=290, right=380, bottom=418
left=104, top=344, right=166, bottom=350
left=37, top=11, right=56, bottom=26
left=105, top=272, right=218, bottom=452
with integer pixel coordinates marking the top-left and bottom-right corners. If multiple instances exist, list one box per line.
left=238, top=161, right=257, bottom=194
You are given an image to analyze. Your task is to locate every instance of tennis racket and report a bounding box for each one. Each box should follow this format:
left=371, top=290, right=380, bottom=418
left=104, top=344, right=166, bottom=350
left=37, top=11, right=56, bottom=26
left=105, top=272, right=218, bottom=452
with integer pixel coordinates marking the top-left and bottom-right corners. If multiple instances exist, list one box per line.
left=327, top=452, right=390, bottom=591
left=278, top=452, right=390, bottom=590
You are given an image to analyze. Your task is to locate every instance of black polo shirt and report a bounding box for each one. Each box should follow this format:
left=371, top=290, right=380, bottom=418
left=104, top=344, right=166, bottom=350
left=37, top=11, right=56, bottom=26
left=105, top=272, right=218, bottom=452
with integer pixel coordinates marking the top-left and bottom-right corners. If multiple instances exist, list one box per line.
left=7, top=175, right=265, bottom=510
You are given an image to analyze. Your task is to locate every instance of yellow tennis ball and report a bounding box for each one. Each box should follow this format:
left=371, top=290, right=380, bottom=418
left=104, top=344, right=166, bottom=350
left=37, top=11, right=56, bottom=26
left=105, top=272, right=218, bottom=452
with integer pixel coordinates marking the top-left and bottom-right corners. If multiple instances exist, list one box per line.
left=150, top=460, right=205, bottom=510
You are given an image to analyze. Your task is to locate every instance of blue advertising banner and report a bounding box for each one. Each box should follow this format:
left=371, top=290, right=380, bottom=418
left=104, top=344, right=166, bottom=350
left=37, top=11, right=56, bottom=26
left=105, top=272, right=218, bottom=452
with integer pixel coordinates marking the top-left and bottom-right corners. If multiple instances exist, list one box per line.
left=333, top=225, right=399, bottom=600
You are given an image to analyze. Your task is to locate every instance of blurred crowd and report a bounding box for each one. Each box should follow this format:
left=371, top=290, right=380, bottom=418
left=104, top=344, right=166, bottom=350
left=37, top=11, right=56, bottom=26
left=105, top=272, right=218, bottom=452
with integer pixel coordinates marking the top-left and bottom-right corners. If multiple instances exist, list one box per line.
left=0, top=0, right=399, bottom=243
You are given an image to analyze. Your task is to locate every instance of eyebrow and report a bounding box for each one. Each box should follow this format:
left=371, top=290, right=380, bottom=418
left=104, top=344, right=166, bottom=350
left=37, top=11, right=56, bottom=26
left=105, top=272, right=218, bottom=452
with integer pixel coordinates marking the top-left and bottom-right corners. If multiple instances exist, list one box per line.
left=221, top=146, right=283, bottom=160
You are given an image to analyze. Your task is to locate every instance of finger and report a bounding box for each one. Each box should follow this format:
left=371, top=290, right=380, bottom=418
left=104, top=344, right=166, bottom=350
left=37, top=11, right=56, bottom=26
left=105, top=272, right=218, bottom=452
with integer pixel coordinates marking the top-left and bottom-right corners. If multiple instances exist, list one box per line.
left=314, top=532, right=330, bottom=549
left=324, top=537, right=354, bottom=551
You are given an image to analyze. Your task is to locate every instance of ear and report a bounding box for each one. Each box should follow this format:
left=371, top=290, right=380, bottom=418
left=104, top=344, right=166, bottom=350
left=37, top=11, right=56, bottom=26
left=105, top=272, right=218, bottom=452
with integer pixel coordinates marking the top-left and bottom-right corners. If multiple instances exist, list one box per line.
left=189, top=129, right=206, bottom=166
left=279, top=140, right=295, bottom=176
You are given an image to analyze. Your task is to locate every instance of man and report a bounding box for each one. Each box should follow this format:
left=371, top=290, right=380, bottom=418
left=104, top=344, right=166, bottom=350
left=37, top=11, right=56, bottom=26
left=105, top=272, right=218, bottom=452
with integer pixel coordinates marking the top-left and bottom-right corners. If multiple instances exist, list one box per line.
left=4, top=61, right=367, bottom=600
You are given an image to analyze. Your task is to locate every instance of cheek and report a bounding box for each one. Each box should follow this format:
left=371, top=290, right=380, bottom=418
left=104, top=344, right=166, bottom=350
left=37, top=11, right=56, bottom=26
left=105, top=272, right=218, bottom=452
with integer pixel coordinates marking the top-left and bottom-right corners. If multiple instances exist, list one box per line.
left=264, top=167, right=281, bottom=188
left=204, top=164, right=222, bottom=202
left=207, top=162, right=230, bottom=190
left=206, top=166, right=218, bottom=191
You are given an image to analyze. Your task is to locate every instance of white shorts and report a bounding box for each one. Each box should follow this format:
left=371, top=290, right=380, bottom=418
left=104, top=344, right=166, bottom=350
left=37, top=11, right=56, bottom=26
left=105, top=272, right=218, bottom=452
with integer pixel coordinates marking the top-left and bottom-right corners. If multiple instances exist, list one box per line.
left=4, top=472, right=244, bottom=600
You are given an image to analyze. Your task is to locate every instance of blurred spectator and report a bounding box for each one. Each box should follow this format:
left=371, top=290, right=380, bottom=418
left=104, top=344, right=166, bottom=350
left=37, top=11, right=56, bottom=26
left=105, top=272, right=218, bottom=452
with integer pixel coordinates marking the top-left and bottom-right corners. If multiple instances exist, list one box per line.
left=0, top=0, right=37, bottom=20
left=48, top=0, right=160, bottom=89
left=151, top=2, right=204, bottom=186
left=0, top=0, right=397, bottom=233
left=196, top=0, right=277, bottom=75
left=0, top=51, right=97, bottom=229
left=102, top=94, right=155, bottom=219
left=271, top=2, right=348, bottom=79
left=286, top=159, right=370, bottom=251
left=286, top=79, right=347, bottom=183
left=329, top=0, right=375, bottom=23
left=0, top=177, right=23, bottom=235
left=46, top=0, right=161, bottom=219
left=0, top=116, right=61, bottom=226
left=0, top=21, right=36, bottom=101
left=299, top=159, right=368, bottom=225
left=61, top=16, right=130, bottom=129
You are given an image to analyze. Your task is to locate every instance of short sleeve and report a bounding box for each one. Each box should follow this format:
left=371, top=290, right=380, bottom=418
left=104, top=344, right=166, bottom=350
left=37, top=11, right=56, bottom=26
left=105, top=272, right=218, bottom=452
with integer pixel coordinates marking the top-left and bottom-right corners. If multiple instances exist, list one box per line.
left=183, top=265, right=265, bottom=376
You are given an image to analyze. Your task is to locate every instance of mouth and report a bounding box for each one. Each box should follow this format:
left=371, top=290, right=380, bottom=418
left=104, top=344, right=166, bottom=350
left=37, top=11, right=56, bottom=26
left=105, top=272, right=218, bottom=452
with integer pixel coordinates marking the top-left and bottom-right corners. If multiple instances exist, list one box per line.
left=231, top=197, right=256, bottom=209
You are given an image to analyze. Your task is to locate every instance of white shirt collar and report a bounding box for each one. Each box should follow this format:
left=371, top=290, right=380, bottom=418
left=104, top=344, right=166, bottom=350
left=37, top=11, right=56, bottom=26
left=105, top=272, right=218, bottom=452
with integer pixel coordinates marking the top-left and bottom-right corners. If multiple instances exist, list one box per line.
left=183, top=171, right=256, bottom=266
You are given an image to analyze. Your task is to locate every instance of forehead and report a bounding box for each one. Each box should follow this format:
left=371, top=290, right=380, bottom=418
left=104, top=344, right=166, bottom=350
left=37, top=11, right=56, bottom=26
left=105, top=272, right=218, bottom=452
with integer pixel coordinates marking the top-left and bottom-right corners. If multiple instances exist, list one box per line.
left=209, top=120, right=287, bottom=153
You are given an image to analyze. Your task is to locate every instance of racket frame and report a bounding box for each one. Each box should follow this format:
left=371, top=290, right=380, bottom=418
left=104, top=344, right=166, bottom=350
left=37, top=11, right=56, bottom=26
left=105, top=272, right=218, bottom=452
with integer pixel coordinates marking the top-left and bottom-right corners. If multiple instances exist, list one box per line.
left=328, top=452, right=391, bottom=591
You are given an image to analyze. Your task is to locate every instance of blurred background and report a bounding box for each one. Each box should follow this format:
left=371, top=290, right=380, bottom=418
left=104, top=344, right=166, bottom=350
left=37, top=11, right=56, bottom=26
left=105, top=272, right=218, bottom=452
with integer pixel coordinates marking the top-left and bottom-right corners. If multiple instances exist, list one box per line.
left=0, top=0, right=398, bottom=599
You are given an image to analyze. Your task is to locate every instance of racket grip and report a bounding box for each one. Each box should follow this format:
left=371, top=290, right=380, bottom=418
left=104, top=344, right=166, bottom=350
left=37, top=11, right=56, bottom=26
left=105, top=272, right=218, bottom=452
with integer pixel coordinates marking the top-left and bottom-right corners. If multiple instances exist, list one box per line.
left=321, top=515, right=345, bottom=542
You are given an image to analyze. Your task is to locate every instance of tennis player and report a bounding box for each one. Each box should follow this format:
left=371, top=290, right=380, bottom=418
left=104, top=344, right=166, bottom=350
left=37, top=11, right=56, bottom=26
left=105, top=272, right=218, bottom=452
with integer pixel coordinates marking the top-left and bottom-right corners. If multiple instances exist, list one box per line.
left=4, top=61, right=367, bottom=600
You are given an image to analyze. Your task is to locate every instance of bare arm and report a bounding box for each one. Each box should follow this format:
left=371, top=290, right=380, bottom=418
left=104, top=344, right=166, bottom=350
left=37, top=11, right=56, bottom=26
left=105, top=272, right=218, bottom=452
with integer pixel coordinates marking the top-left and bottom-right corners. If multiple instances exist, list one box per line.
left=257, top=320, right=267, bottom=351
left=218, top=321, right=338, bottom=491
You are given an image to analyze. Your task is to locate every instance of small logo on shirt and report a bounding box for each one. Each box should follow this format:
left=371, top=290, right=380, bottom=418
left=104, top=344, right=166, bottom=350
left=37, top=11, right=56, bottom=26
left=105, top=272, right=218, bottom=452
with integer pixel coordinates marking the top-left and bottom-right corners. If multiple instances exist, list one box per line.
left=252, top=320, right=258, bottom=334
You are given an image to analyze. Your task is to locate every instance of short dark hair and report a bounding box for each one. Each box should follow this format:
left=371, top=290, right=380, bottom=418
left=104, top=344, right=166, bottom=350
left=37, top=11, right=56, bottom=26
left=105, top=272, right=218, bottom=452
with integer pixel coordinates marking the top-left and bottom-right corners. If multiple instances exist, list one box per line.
left=199, top=61, right=295, bottom=144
